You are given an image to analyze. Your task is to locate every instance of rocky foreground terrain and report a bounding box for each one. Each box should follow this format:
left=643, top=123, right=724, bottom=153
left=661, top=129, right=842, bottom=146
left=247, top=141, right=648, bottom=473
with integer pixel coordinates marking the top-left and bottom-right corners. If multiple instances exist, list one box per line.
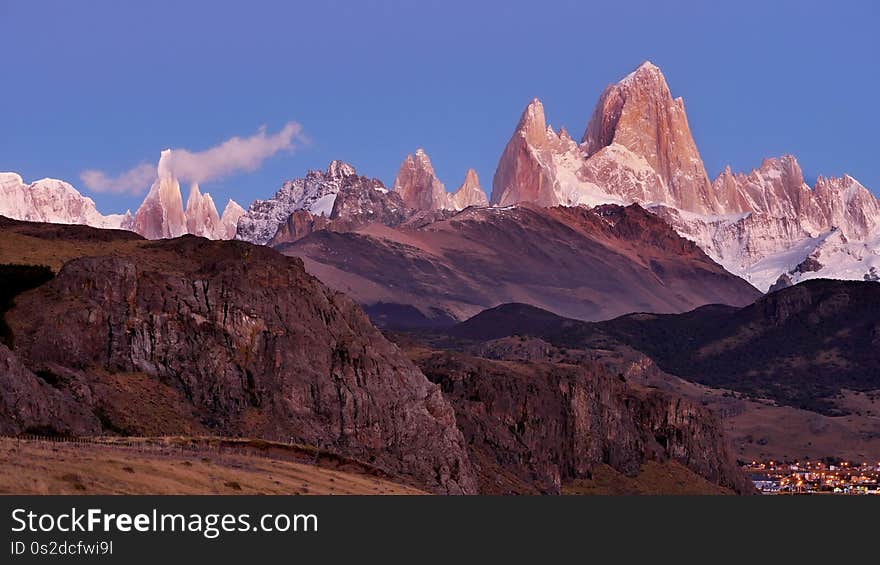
left=434, top=282, right=880, bottom=463
left=449, top=280, right=880, bottom=414
left=0, top=217, right=751, bottom=494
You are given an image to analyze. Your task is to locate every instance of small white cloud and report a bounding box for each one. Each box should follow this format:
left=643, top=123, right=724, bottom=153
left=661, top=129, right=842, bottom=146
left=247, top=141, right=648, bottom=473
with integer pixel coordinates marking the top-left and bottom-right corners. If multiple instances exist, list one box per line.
left=80, top=122, right=307, bottom=195
left=160, top=122, right=307, bottom=183
left=80, top=162, right=155, bottom=195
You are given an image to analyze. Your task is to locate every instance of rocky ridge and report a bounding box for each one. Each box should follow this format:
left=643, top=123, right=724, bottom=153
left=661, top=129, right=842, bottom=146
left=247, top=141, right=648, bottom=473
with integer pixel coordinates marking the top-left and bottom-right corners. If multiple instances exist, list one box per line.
left=1, top=221, right=477, bottom=494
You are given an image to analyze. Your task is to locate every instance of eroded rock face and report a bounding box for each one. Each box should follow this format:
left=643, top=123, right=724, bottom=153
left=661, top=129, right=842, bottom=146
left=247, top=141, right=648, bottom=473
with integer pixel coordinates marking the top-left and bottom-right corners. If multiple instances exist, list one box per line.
left=6, top=236, right=477, bottom=494
left=491, top=99, right=581, bottom=207
left=0, top=344, right=99, bottom=436
left=266, top=172, right=410, bottom=246
left=218, top=200, right=246, bottom=240
left=329, top=174, right=410, bottom=227
left=184, top=183, right=222, bottom=239
left=182, top=184, right=246, bottom=241
left=664, top=158, right=880, bottom=290
left=414, top=351, right=752, bottom=494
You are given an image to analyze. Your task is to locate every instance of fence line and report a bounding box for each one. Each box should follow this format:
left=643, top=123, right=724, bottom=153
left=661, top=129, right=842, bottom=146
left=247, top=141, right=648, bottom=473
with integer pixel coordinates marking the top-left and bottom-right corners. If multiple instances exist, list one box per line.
left=0, top=434, right=320, bottom=467
left=1, top=434, right=387, bottom=480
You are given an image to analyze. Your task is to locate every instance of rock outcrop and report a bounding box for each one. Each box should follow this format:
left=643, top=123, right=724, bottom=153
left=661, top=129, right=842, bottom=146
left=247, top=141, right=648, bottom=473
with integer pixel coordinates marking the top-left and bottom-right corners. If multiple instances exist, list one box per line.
left=0, top=344, right=101, bottom=436
left=3, top=225, right=478, bottom=494
left=328, top=171, right=410, bottom=227
left=131, top=151, right=188, bottom=239
left=491, top=99, right=588, bottom=208
left=268, top=210, right=332, bottom=246
left=184, top=183, right=222, bottom=238
left=491, top=63, right=713, bottom=212
left=218, top=199, right=246, bottom=240
left=414, top=351, right=752, bottom=494
left=658, top=157, right=880, bottom=290
left=581, top=61, right=715, bottom=213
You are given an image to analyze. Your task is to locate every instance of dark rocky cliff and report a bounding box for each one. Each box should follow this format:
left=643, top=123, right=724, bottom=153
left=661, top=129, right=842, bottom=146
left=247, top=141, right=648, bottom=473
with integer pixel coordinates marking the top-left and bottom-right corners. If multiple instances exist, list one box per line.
left=4, top=234, right=477, bottom=494
left=412, top=351, right=753, bottom=494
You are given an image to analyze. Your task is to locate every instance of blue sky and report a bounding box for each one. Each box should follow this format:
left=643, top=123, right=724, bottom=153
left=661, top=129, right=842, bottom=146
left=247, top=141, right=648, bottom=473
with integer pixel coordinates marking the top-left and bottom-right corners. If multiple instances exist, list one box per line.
left=1, top=0, right=877, bottom=214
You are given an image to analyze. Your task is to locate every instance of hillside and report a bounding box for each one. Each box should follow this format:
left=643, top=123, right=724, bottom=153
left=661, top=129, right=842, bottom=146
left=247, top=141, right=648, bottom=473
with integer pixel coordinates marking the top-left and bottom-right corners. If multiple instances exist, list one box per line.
left=280, top=204, right=760, bottom=328
left=451, top=279, right=880, bottom=414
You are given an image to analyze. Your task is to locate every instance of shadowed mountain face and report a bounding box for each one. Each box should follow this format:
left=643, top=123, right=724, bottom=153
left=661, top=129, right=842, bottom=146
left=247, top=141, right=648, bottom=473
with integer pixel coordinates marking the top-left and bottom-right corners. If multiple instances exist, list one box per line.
left=451, top=279, right=880, bottom=414
left=278, top=203, right=760, bottom=329
left=407, top=349, right=753, bottom=495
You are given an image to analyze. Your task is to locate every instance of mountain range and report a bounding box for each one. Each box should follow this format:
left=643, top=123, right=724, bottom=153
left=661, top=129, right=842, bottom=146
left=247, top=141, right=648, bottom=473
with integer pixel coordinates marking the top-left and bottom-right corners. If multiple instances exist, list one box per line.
left=490, top=62, right=880, bottom=292
left=4, top=61, right=875, bottom=301
left=2, top=150, right=244, bottom=241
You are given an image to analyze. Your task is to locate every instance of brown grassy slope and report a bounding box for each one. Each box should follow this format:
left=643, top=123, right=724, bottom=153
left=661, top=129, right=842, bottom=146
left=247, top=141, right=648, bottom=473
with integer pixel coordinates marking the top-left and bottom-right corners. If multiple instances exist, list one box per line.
left=0, top=217, right=145, bottom=272
left=0, top=438, right=424, bottom=495
left=563, top=461, right=733, bottom=495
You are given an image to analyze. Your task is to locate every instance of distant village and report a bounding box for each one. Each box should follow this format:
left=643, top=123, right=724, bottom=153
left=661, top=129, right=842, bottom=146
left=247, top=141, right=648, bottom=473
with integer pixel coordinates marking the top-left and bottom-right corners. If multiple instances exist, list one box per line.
left=744, top=460, right=880, bottom=495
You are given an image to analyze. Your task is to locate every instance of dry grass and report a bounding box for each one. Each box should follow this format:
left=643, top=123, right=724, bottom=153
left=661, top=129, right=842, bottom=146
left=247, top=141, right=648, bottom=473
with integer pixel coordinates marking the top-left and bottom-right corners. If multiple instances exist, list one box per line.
left=562, top=461, right=733, bottom=495
left=0, top=228, right=145, bottom=272
left=0, top=438, right=425, bottom=495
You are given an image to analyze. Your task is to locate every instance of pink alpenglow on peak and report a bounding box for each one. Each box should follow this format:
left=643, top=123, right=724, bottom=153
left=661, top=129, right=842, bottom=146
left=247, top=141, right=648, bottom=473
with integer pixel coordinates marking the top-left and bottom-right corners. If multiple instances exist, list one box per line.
left=392, top=149, right=449, bottom=211
left=490, top=61, right=880, bottom=289
left=0, top=172, right=131, bottom=229
left=653, top=155, right=880, bottom=290
left=131, top=149, right=240, bottom=240
left=581, top=60, right=715, bottom=214
left=492, top=63, right=714, bottom=213
left=393, top=149, right=487, bottom=211
left=219, top=199, right=246, bottom=240
left=447, top=169, right=488, bottom=211
left=131, top=151, right=188, bottom=239
left=185, top=183, right=221, bottom=239
left=1, top=150, right=242, bottom=240
left=491, top=97, right=609, bottom=208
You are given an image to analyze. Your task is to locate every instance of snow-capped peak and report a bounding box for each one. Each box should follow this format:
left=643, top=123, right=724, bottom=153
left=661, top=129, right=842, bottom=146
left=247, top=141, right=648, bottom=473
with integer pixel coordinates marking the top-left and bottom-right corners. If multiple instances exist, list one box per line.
left=235, top=160, right=371, bottom=244
left=327, top=160, right=357, bottom=179
left=0, top=172, right=130, bottom=230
